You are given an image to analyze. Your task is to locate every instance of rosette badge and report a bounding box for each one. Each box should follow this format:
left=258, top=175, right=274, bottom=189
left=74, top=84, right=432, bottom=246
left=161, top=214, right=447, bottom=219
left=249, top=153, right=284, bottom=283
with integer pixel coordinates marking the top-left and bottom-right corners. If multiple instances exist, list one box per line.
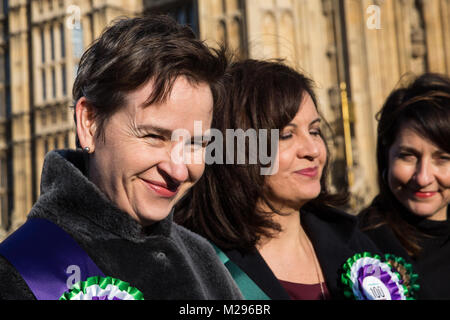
left=59, top=276, right=144, bottom=300
left=341, top=252, right=418, bottom=300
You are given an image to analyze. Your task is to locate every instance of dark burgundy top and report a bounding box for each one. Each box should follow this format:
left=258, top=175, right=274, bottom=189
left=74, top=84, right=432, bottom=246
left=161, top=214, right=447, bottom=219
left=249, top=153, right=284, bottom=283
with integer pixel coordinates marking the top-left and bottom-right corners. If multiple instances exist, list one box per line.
left=278, top=279, right=331, bottom=300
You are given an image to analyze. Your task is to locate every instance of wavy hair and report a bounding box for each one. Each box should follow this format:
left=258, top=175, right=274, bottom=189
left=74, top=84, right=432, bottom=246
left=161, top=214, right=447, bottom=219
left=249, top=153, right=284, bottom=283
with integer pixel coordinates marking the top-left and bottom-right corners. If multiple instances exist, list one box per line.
left=359, top=73, right=450, bottom=257
left=175, top=59, right=346, bottom=251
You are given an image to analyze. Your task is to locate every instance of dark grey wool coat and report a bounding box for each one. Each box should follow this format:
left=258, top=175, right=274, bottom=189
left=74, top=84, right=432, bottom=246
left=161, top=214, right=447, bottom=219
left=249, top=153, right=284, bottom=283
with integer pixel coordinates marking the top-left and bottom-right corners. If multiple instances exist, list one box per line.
left=0, top=150, right=243, bottom=300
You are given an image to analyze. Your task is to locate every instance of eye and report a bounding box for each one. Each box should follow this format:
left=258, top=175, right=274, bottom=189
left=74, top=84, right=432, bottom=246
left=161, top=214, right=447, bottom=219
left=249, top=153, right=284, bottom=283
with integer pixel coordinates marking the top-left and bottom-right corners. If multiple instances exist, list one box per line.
left=310, top=128, right=322, bottom=137
left=437, top=154, right=450, bottom=162
left=280, top=132, right=293, bottom=140
left=142, top=133, right=166, bottom=143
left=397, top=152, right=416, bottom=161
left=186, top=139, right=207, bottom=151
left=145, top=134, right=162, bottom=139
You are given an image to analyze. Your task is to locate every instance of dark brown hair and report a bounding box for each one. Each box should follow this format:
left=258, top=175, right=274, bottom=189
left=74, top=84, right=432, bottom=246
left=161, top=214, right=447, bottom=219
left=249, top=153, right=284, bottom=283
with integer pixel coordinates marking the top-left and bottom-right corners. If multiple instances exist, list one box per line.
left=359, top=73, right=450, bottom=257
left=175, top=59, right=346, bottom=251
left=72, top=14, right=227, bottom=147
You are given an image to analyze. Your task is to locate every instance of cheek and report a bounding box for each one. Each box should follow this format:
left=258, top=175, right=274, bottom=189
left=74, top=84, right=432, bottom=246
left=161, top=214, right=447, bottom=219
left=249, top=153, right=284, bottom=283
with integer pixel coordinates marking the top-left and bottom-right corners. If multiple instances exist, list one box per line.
left=442, top=189, right=450, bottom=203
left=277, top=148, right=296, bottom=173
left=125, top=146, right=162, bottom=172
left=437, top=167, right=450, bottom=189
left=438, top=170, right=450, bottom=201
left=265, top=173, right=282, bottom=190
left=187, top=163, right=205, bottom=184
left=389, top=161, right=414, bottom=186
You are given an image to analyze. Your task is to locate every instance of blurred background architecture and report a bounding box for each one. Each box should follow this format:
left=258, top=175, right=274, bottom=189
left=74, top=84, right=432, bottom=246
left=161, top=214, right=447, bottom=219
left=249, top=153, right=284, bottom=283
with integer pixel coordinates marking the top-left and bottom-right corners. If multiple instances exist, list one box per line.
left=0, top=0, right=449, bottom=239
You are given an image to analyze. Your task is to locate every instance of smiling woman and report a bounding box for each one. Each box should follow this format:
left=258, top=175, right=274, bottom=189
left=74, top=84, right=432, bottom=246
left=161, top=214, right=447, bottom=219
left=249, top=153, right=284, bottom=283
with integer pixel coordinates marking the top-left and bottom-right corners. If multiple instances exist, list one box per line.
left=358, top=73, right=450, bottom=299
left=77, top=76, right=213, bottom=225
left=176, top=60, right=414, bottom=300
left=387, top=126, right=450, bottom=221
left=263, top=94, right=327, bottom=209
left=0, top=15, right=242, bottom=300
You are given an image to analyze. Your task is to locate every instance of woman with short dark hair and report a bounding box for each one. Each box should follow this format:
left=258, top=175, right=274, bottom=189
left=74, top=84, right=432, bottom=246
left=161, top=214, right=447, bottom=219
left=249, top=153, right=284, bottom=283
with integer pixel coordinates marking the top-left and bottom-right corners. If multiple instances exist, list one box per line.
left=0, top=15, right=241, bottom=300
left=358, top=73, right=450, bottom=299
left=176, top=59, right=416, bottom=300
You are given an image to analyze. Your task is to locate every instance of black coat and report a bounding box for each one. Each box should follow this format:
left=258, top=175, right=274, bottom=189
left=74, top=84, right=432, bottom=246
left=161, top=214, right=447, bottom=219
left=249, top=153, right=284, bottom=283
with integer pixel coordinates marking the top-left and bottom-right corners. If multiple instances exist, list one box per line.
left=0, top=150, right=243, bottom=300
left=222, top=206, right=383, bottom=300
left=359, top=208, right=450, bottom=299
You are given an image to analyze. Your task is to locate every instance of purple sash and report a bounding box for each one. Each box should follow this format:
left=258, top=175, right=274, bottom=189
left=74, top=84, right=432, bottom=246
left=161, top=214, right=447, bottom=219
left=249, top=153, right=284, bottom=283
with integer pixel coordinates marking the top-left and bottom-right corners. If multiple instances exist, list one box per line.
left=0, top=218, right=104, bottom=300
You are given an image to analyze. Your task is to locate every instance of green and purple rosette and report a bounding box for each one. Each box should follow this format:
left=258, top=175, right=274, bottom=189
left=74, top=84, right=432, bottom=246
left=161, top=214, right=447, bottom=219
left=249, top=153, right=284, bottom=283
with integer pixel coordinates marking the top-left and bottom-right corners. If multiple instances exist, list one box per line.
left=59, top=276, right=144, bottom=300
left=341, top=252, right=418, bottom=300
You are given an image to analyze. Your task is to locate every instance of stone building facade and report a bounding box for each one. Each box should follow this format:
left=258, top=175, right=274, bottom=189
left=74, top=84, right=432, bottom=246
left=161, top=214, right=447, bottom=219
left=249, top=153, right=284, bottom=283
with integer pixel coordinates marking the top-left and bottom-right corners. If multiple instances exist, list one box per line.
left=0, top=0, right=449, bottom=239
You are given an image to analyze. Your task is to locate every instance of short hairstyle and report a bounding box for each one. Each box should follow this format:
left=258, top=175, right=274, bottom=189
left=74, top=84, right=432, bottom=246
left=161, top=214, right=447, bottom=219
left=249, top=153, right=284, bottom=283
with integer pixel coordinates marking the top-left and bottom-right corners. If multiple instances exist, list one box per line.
left=72, top=14, right=227, bottom=147
left=360, top=73, right=450, bottom=257
left=175, top=59, right=346, bottom=251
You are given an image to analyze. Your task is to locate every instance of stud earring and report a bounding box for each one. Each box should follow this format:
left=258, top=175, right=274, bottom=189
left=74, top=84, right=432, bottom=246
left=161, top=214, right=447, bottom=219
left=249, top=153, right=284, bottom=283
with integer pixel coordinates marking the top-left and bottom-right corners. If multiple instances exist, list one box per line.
left=83, top=146, right=91, bottom=153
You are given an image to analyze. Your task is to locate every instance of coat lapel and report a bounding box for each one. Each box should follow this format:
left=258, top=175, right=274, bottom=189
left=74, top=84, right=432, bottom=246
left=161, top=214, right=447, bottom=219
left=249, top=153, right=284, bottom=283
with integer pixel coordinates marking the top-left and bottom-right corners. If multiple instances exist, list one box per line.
left=301, top=206, right=375, bottom=299
left=224, top=248, right=291, bottom=300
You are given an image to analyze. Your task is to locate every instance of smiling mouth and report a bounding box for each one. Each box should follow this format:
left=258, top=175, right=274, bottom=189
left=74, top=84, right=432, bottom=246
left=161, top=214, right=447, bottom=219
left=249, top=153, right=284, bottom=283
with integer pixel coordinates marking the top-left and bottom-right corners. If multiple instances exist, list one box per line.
left=413, top=191, right=438, bottom=199
left=142, top=179, right=180, bottom=198
left=295, top=167, right=319, bottom=178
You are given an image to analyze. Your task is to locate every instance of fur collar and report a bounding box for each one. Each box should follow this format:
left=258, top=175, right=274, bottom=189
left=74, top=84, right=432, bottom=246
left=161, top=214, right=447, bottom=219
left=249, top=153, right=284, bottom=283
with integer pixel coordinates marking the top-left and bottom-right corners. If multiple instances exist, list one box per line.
left=28, top=149, right=173, bottom=243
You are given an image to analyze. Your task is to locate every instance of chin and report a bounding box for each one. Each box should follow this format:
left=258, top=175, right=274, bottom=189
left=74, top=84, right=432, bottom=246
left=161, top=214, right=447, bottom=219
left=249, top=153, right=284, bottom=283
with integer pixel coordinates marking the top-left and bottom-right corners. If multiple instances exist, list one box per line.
left=301, top=189, right=322, bottom=201
left=137, top=207, right=173, bottom=226
left=405, top=202, right=443, bottom=219
left=291, top=193, right=321, bottom=207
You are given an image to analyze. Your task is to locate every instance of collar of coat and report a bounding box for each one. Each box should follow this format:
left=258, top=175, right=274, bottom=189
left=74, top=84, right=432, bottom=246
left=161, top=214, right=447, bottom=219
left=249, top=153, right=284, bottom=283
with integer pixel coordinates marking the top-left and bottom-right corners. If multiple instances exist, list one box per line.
left=223, top=206, right=380, bottom=300
left=29, top=149, right=173, bottom=243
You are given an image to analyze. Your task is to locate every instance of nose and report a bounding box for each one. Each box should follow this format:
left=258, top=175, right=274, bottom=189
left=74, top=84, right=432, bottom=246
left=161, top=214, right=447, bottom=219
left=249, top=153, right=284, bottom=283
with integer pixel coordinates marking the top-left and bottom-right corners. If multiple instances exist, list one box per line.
left=413, top=158, right=435, bottom=187
left=157, top=160, right=189, bottom=185
left=158, top=143, right=190, bottom=184
left=296, top=134, right=321, bottom=161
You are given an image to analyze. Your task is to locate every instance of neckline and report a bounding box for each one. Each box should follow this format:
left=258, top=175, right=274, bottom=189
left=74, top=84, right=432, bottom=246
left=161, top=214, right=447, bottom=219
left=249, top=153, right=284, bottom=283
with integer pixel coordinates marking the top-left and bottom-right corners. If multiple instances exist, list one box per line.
left=402, top=206, right=450, bottom=239
left=278, top=279, right=326, bottom=287
left=278, top=278, right=330, bottom=300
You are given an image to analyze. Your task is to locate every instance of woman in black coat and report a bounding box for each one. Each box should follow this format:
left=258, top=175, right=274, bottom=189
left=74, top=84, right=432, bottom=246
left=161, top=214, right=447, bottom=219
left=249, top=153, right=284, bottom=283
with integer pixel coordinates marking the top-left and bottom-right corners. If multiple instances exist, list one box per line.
left=0, top=15, right=241, bottom=300
left=358, top=73, right=450, bottom=299
left=176, top=60, right=416, bottom=300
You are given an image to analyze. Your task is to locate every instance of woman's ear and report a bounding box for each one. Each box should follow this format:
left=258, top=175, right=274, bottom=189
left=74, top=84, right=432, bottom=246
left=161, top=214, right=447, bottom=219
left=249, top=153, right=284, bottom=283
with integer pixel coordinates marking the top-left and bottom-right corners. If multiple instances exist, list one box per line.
left=75, top=97, right=97, bottom=153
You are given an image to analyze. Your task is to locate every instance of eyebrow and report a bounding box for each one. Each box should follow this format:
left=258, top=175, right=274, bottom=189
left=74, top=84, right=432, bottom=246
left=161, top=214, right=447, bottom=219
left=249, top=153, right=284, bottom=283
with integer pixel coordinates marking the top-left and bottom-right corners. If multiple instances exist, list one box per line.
left=136, top=125, right=173, bottom=138
left=285, top=118, right=321, bottom=128
left=137, top=124, right=210, bottom=141
left=396, top=146, right=418, bottom=154
left=396, top=146, right=449, bottom=157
